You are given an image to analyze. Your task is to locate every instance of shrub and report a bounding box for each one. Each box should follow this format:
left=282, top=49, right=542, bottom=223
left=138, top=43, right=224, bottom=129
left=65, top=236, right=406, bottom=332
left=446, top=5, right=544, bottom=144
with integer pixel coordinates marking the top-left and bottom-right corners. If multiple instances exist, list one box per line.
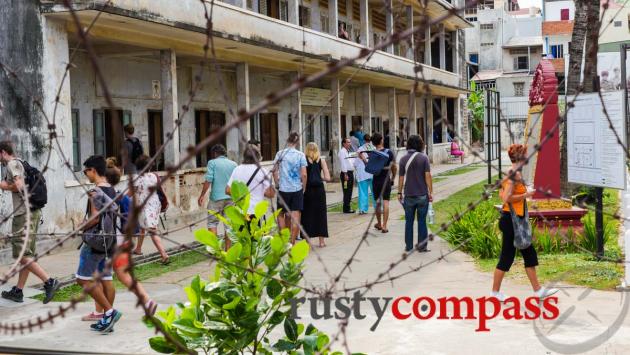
left=442, top=201, right=501, bottom=259
left=578, top=214, right=616, bottom=254
left=147, top=181, right=343, bottom=355
left=532, top=226, right=579, bottom=254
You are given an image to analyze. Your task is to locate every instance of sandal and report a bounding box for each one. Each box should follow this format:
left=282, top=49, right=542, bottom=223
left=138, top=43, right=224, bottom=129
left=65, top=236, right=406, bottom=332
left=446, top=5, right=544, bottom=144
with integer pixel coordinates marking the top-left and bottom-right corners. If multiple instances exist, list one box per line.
left=132, top=250, right=143, bottom=256
left=374, top=223, right=382, bottom=230
left=160, top=258, right=171, bottom=265
left=381, top=228, right=389, bottom=233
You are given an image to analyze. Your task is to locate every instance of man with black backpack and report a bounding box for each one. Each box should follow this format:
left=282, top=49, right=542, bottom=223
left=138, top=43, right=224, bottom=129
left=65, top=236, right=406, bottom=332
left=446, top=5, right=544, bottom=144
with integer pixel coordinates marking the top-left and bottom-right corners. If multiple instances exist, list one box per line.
left=76, top=155, right=122, bottom=333
left=123, top=124, right=143, bottom=174
left=0, top=141, right=59, bottom=304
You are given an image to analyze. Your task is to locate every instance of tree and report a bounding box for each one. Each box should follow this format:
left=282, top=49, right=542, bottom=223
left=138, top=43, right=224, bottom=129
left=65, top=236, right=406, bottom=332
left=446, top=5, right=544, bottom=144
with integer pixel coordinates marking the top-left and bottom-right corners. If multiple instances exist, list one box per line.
left=467, top=80, right=485, bottom=145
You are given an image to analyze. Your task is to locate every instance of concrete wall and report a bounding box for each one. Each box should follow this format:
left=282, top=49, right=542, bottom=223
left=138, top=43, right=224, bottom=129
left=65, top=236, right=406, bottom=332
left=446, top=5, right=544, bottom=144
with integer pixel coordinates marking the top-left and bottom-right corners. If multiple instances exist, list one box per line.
left=543, top=1, right=575, bottom=21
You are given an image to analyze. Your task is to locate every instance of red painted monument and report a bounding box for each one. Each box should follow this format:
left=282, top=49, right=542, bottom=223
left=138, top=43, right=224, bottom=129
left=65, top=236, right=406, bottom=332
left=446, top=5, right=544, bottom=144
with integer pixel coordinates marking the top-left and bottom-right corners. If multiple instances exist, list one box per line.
left=522, top=60, right=587, bottom=231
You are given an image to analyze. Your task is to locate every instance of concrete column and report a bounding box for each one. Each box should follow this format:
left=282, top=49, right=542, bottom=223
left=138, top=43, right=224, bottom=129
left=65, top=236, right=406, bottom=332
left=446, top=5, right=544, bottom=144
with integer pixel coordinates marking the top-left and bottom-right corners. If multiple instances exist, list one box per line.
left=362, top=83, right=372, bottom=134
left=312, top=0, right=322, bottom=31
left=452, top=30, right=459, bottom=74
left=409, top=90, right=417, bottom=136
left=406, top=5, right=414, bottom=60
left=291, top=73, right=303, bottom=150
left=329, top=0, right=339, bottom=36
left=331, top=78, right=342, bottom=175
left=385, top=0, right=394, bottom=53
left=439, top=24, right=446, bottom=70
left=359, top=0, right=370, bottom=46
left=441, top=96, right=448, bottom=143
left=288, top=0, right=299, bottom=25
left=426, top=95, right=434, bottom=161
left=424, top=26, right=431, bottom=65
left=387, top=87, right=397, bottom=150
left=230, top=62, right=251, bottom=161
left=160, top=49, right=180, bottom=168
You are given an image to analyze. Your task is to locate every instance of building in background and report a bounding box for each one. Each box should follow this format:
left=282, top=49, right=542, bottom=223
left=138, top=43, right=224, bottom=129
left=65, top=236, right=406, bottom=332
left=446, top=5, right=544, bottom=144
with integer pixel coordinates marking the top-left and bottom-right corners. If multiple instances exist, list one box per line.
left=465, top=0, right=542, bottom=147
left=0, top=0, right=470, bottom=249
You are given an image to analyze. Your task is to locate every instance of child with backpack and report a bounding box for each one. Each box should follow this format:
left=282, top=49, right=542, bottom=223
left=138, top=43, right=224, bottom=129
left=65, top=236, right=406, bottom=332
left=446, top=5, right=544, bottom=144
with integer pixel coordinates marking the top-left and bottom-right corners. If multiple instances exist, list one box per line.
left=76, top=155, right=122, bottom=333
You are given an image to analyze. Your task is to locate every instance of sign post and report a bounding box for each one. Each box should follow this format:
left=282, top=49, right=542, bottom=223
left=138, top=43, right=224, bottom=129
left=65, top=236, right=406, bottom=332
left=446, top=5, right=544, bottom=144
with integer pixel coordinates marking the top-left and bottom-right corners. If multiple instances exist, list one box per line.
left=568, top=91, right=627, bottom=262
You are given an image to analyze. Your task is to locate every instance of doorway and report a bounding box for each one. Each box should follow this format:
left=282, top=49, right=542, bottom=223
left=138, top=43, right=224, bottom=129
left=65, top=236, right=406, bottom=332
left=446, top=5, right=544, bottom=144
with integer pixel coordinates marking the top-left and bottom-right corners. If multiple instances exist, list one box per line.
left=195, top=110, right=227, bottom=167
left=148, top=110, right=165, bottom=171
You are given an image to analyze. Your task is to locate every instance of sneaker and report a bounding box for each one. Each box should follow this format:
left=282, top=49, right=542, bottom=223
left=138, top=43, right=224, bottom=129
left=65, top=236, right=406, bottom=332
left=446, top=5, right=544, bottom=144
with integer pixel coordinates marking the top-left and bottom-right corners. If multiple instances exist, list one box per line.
left=491, top=291, right=508, bottom=302
left=535, top=287, right=559, bottom=299
left=97, top=310, right=122, bottom=333
left=82, top=312, right=104, bottom=322
left=1, top=286, right=24, bottom=303
left=43, top=278, right=60, bottom=304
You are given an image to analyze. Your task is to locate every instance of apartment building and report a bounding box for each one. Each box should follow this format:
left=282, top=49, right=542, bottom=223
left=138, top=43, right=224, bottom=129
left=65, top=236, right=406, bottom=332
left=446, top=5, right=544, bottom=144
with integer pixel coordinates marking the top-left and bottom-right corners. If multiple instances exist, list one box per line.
left=0, top=0, right=470, bottom=237
left=464, top=0, right=541, bottom=146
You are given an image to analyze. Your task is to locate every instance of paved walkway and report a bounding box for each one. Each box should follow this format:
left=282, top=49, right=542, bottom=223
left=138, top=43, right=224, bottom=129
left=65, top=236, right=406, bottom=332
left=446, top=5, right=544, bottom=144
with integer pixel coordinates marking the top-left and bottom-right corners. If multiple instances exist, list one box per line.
left=9, top=155, right=612, bottom=355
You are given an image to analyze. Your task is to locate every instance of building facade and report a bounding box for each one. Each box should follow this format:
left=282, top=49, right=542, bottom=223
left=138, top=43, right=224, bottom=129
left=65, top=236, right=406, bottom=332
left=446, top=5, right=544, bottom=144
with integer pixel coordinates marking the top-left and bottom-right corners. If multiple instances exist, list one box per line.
left=0, top=0, right=469, bottom=243
left=465, top=0, right=541, bottom=147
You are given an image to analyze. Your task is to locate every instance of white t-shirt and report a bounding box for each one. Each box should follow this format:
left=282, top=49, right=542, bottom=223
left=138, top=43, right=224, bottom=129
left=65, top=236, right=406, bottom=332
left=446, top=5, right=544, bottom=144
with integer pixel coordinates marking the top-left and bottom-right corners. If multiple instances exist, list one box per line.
left=227, top=164, right=272, bottom=215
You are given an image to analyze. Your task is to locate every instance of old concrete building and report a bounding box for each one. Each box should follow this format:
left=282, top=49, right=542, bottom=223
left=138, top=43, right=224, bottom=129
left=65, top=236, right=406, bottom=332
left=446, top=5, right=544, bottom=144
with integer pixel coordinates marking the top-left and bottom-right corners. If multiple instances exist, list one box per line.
left=464, top=0, right=541, bottom=147
left=0, top=0, right=469, bottom=243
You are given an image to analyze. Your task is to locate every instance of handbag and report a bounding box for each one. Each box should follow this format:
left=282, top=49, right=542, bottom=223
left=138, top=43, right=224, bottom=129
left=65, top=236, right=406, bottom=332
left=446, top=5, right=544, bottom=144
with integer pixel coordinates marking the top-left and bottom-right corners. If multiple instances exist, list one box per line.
left=152, top=173, right=169, bottom=213
left=508, top=200, right=532, bottom=249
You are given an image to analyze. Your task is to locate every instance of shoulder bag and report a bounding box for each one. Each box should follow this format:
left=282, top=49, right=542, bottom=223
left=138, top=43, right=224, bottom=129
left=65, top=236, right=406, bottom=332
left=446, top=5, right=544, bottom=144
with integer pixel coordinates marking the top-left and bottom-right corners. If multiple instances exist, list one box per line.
left=508, top=200, right=532, bottom=249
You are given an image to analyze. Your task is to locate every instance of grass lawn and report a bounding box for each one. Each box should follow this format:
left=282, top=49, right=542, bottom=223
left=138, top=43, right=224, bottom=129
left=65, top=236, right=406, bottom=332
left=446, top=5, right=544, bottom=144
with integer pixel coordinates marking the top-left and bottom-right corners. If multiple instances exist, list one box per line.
left=438, top=164, right=484, bottom=177
left=34, top=248, right=209, bottom=302
left=424, top=177, right=500, bottom=227
left=477, top=254, right=623, bottom=290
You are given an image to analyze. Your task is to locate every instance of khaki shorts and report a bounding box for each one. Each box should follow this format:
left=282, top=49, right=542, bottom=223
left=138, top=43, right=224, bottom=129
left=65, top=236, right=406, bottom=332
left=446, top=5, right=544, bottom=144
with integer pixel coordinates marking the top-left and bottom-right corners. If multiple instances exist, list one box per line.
left=11, top=209, right=42, bottom=259
left=207, top=199, right=231, bottom=229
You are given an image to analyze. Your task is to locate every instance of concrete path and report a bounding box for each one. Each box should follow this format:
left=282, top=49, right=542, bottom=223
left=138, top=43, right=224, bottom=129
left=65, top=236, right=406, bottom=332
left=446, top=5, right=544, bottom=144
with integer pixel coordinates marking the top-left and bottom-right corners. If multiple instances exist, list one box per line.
left=7, top=155, right=617, bottom=355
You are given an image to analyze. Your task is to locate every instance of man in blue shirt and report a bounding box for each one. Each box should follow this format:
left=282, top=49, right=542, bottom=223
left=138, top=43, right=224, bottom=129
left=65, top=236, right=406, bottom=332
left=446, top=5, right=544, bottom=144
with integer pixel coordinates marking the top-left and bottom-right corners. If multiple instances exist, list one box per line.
left=198, top=144, right=237, bottom=248
left=272, top=132, right=307, bottom=244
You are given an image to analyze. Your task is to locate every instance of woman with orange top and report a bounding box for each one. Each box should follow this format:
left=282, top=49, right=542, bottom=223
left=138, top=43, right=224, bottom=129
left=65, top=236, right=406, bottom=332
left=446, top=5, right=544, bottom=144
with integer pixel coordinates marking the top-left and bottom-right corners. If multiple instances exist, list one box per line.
left=491, top=144, right=558, bottom=301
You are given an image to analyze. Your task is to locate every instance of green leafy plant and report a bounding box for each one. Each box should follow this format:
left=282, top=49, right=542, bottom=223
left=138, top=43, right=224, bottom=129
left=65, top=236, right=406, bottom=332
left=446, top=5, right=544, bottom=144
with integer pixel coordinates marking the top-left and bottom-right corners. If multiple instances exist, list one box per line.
left=147, top=181, right=344, bottom=355
left=532, top=225, right=579, bottom=254
left=442, top=201, right=501, bottom=259
left=579, top=214, right=616, bottom=254
left=467, top=81, right=485, bottom=144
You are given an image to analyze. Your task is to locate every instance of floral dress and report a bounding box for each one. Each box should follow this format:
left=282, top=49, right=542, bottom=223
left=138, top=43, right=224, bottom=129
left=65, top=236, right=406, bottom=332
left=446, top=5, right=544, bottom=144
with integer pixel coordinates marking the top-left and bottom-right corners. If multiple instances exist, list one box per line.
left=133, top=173, right=161, bottom=229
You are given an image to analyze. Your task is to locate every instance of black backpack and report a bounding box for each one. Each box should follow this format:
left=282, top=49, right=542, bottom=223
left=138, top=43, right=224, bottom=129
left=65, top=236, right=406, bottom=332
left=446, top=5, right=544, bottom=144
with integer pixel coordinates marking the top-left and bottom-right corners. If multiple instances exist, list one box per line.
left=83, top=187, right=118, bottom=254
left=127, top=137, right=144, bottom=165
left=18, top=160, right=47, bottom=210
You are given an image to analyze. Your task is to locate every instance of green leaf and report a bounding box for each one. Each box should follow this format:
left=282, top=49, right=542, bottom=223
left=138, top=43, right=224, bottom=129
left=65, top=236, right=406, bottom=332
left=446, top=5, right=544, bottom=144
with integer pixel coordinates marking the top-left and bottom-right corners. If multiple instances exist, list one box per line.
left=208, top=210, right=229, bottom=226
left=203, top=320, right=231, bottom=331
left=194, top=228, right=220, bottom=250
left=317, top=333, right=330, bottom=350
left=225, top=242, right=243, bottom=264
left=297, top=323, right=305, bottom=336
left=273, top=339, right=297, bottom=351
left=149, top=336, right=177, bottom=353
left=305, top=323, right=317, bottom=335
left=172, top=319, right=204, bottom=335
left=224, top=205, right=246, bottom=226
left=266, top=279, right=282, bottom=299
left=303, top=334, right=318, bottom=354
left=230, top=180, right=250, bottom=212
left=222, top=296, right=241, bottom=310
left=269, top=310, right=285, bottom=325
left=290, top=240, right=310, bottom=263
left=284, top=317, right=298, bottom=342
left=270, top=235, right=284, bottom=254
left=254, top=200, right=270, bottom=219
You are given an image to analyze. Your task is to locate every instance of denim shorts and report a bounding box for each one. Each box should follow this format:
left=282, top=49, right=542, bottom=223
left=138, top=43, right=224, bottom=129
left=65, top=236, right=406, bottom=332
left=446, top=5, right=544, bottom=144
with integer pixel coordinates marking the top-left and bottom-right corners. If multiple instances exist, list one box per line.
left=76, top=245, right=113, bottom=281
